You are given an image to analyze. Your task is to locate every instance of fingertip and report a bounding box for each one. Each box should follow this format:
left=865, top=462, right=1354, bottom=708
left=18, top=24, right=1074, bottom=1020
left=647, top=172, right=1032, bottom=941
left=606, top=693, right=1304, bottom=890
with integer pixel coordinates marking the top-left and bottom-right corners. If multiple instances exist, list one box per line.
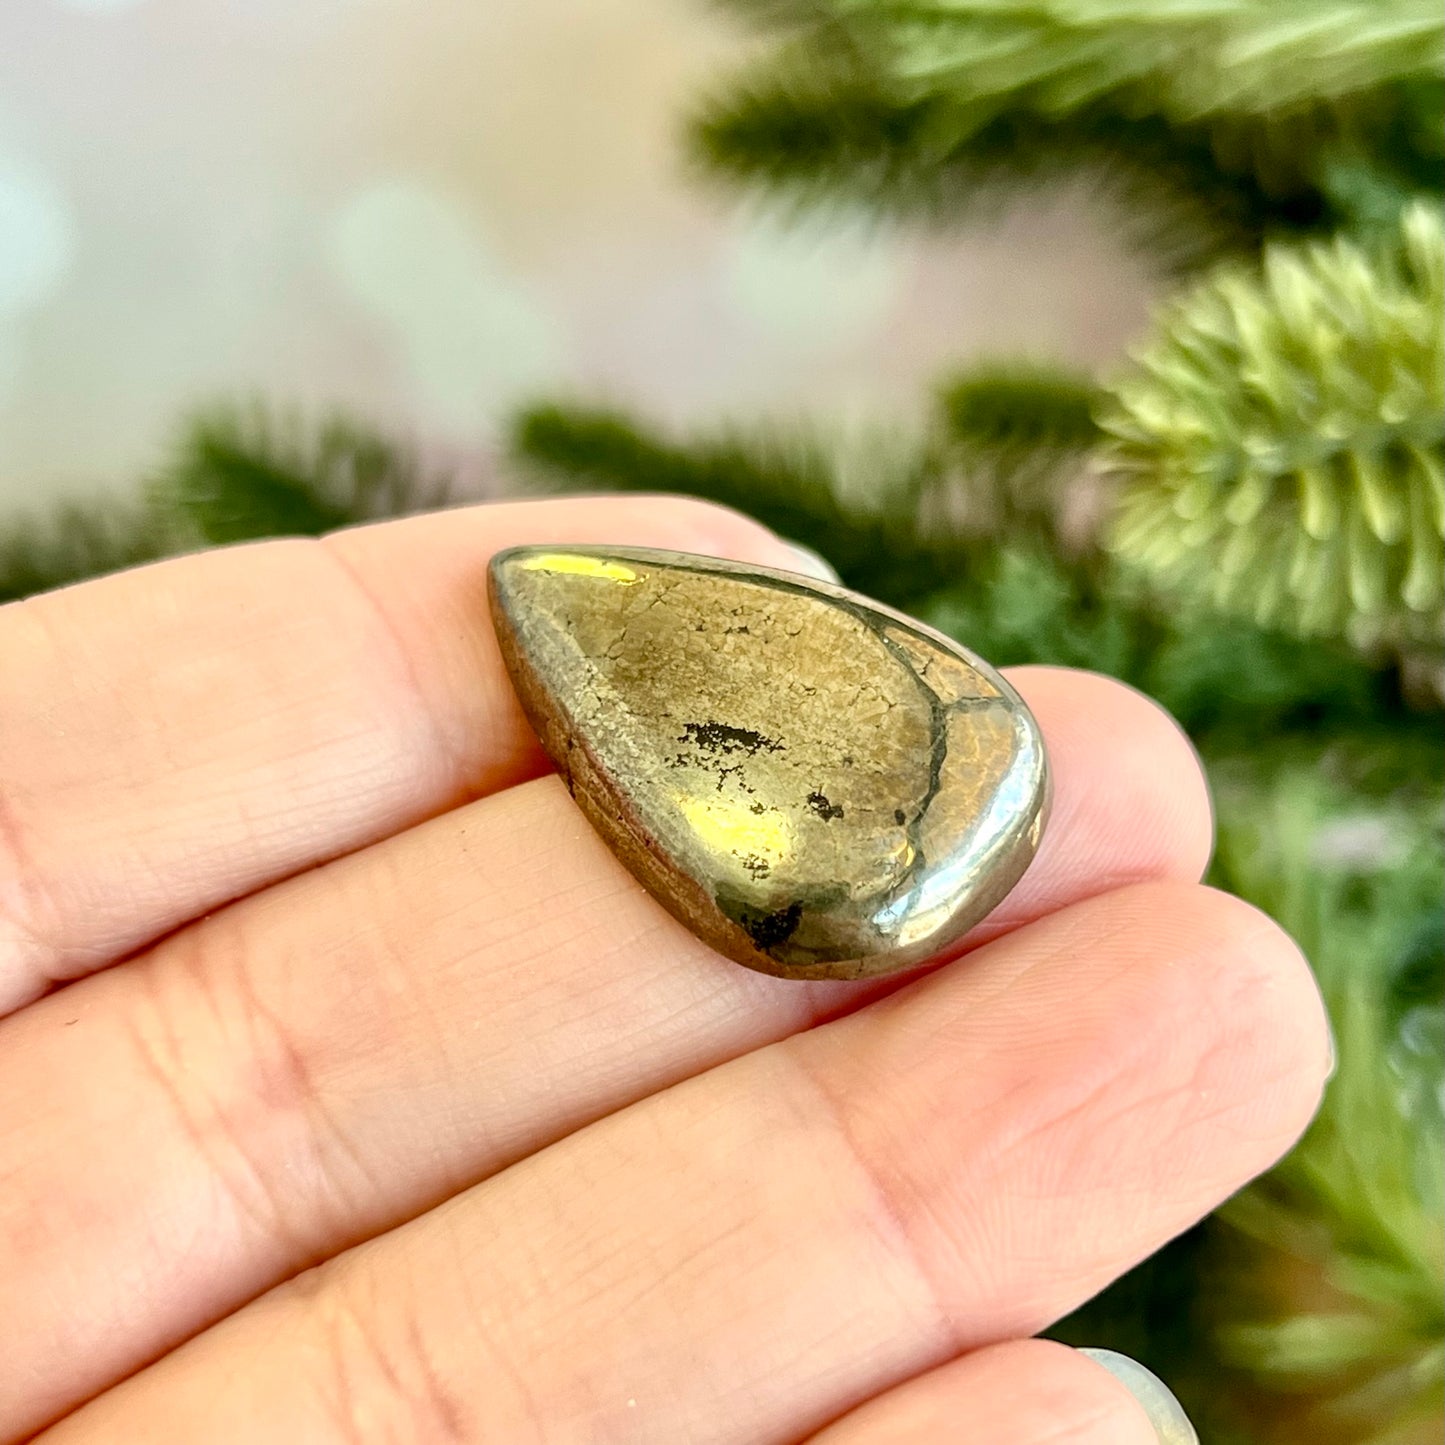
left=1072, top=878, right=1332, bottom=1178
left=807, top=1338, right=1161, bottom=1444
left=1077, top=1348, right=1199, bottom=1444
left=1007, top=667, right=1214, bottom=896
left=1189, top=883, right=1334, bottom=1149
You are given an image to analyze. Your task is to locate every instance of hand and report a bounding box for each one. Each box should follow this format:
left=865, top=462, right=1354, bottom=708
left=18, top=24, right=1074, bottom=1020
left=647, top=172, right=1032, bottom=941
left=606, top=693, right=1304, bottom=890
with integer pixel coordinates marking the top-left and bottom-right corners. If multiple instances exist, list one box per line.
left=0, top=498, right=1328, bottom=1443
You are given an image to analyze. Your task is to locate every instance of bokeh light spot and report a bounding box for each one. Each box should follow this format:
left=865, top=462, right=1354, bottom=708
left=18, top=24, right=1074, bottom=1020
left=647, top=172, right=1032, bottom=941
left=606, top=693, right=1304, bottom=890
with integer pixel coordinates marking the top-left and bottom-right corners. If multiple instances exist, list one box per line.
left=327, top=179, right=563, bottom=427
left=724, top=216, right=902, bottom=352
left=0, top=165, right=75, bottom=314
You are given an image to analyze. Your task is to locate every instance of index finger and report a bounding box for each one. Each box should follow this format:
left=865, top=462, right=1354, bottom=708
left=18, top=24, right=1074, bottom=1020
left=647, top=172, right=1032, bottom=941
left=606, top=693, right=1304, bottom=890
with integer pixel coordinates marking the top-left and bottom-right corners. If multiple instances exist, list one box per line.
left=0, top=496, right=814, bottom=1012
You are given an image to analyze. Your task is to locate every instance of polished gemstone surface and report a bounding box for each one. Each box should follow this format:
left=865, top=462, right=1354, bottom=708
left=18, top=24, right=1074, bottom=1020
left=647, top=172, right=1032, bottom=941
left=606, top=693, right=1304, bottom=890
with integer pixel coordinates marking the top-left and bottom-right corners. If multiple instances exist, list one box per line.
left=488, top=545, right=1049, bottom=980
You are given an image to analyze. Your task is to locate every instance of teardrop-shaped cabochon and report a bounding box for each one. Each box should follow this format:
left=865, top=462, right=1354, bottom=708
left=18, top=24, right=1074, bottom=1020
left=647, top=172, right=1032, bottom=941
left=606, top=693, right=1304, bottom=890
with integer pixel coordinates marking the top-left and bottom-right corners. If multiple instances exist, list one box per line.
left=488, top=546, right=1049, bottom=981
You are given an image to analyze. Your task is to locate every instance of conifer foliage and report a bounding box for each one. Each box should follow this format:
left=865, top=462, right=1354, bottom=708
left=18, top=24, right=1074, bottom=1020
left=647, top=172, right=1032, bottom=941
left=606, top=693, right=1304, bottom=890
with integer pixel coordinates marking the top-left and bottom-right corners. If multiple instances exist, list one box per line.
left=689, top=0, right=1444, bottom=256
left=1105, top=202, right=1444, bottom=653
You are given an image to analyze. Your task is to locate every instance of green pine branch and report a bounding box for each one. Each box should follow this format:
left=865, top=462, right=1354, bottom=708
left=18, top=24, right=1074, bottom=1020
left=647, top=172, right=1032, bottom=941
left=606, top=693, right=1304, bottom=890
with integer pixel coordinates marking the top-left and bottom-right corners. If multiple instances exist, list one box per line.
left=931, top=360, right=1104, bottom=531
left=513, top=391, right=1098, bottom=592
left=514, top=372, right=1102, bottom=577
left=1, top=404, right=454, bottom=605
left=1207, top=768, right=1444, bottom=1442
left=155, top=403, right=451, bottom=546
left=938, top=362, right=1101, bottom=456
left=509, top=400, right=977, bottom=596
left=841, top=0, right=1444, bottom=125
left=0, top=498, right=172, bottom=606
left=692, top=2, right=1444, bottom=257
left=688, top=56, right=1334, bottom=263
left=1102, top=201, right=1445, bottom=656
left=709, top=0, right=1445, bottom=121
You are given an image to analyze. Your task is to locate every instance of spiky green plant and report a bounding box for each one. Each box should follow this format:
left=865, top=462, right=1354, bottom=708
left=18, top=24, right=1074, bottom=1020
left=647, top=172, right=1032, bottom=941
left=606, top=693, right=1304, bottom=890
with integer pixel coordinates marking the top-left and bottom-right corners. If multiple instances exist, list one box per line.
left=938, top=363, right=1101, bottom=457
left=155, top=403, right=450, bottom=546
left=692, top=0, right=1445, bottom=256
left=933, top=362, right=1102, bottom=531
left=514, top=369, right=1101, bottom=578
left=1102, top=202, right=1445, bottom=654
left=840, top=0, right=1444, bottom=123
left=690, top=59, right=1318, bottom=261
left=511, top=401, right=967, bottom=595
left=0, top=405, right=451, bottom=605
left=1206, top=768, right=1444, bottom=1445
left=0, top=498, right=172, bottom=606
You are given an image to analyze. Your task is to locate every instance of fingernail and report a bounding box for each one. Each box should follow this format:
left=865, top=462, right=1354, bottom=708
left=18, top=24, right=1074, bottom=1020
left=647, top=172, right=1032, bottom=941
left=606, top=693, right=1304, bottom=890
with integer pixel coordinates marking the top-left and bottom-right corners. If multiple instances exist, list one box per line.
left=1078, top=1349, right=1199, bottom=1444
left=779, top=540, right=841, bottom=583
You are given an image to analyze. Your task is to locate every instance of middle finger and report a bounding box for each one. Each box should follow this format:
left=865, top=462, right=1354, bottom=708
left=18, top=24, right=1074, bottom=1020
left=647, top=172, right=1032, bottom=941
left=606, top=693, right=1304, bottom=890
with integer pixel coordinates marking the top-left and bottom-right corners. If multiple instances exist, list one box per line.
left=0, top=669, right=1208, bottom=1442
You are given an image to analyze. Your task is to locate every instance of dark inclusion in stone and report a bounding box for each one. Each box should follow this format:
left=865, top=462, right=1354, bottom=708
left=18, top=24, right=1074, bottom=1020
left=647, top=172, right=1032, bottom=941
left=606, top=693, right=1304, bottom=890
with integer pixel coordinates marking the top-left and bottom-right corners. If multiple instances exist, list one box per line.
left=488, top=545, right=1049, bottom=981
left=807, top=792, right=844, bottom=821
left=735, top=901, right=804, bottom=951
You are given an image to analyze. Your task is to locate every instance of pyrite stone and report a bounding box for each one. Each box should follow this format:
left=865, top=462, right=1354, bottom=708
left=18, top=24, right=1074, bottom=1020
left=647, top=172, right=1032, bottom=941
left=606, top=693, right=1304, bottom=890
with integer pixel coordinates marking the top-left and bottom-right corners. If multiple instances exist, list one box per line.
left=488, top=546, right=1049, bottom=981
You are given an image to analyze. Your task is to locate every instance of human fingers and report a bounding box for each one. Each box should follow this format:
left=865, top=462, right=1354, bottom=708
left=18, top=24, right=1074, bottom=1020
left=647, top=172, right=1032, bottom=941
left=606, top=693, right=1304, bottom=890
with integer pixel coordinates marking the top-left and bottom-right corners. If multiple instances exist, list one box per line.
left=0, top=667, right=1209, bottom=1440
left=39, top=882, right=1328, bottom=1445
left=0, top=495, right=812, bottom=1012
left=804, top=1339, right=1170, bottom=1445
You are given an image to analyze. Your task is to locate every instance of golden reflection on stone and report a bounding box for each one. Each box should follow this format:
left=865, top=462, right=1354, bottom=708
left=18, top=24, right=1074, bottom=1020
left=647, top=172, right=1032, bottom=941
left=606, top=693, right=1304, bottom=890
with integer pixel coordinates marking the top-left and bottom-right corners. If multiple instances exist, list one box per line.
left=488, top=545, right=1049, bottom=980
left=517, top=552, right=640, bottom=584
left=676, top=795, right=795, bottom=877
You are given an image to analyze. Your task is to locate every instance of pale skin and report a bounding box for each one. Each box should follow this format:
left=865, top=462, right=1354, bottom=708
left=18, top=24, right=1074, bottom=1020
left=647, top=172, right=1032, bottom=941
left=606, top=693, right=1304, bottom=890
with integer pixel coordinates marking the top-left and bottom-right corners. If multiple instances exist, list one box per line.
left=0, top=496, right=1330, bottom=1444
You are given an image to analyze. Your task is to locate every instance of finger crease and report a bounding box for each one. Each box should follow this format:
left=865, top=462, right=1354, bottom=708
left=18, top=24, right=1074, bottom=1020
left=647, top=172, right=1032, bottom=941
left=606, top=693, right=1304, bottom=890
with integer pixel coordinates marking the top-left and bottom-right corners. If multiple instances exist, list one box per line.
left=314, top=1272, right=473, bottom=1445
left=125, top=961, right=295, bottom=1258
left=125, top=928, right=362, bottom=1268
left=316, top=539, right=473, bottom=802
left=0, top=773, right=66, bottom=1002
left=224, top=926, right=388, bottom=1241
left=780, top=1045, right=963, bottom=1359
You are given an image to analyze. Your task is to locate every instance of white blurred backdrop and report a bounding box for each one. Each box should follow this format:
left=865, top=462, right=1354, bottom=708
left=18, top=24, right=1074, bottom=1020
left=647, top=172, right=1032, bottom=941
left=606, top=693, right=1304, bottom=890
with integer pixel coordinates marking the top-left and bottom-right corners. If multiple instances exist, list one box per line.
left=0, top=0, right=1154, bottom=517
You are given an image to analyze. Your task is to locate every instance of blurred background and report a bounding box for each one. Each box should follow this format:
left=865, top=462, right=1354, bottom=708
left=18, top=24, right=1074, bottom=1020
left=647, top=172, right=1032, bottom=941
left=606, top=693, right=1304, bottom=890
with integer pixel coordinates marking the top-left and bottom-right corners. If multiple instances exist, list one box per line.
left=2, top=3, right=1442, bottom=1443
left=0, top=0, right=1149, bottom=517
